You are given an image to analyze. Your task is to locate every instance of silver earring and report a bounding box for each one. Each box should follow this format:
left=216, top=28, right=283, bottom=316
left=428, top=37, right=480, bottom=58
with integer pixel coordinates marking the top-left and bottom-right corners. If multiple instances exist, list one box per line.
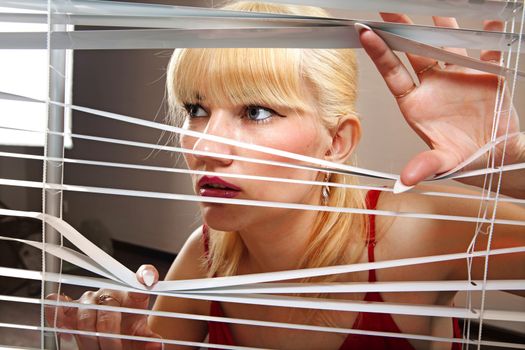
left=322, top=172, right=331, bottom=205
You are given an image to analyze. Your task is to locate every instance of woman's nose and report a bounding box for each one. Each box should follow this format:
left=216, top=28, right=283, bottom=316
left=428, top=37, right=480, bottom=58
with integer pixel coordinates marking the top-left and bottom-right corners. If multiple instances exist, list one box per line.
left=192, top=115, right=234, bottom=166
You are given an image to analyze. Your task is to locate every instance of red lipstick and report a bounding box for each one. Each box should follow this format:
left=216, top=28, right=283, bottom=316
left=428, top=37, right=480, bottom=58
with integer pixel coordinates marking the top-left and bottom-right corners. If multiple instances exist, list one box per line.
left=198, top=176, right=241, bottom=198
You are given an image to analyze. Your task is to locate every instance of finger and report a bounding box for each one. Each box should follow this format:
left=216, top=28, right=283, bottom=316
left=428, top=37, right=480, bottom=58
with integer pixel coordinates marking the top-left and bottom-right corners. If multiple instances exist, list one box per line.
left=59, top=331, right=79, bottom=350
left=121, top=290, right=151, bottom=337
left=431, top=17, right=468, bottom=56
left=96, top=294, right=123, bottom=350
left=136, top=264, right=159, bottom=288
left=126, top=265, right=158, bottom=311
left=400, top=149, right=460, bottom=186
left=380, top=12, right=413, bottom=25
left=124, top=289, right=150, bottom=312
left=45, top=293, right=76, bottom=328
left=356, top=24, right=416, bottom=100
left=379, top=13, right=439, bottom=75
left=44, top=294, right=59, bottom=327
left=45, top=293, right=77, bottom=343
left=76, top=291, right=100, bottom=350
left=480, top=20, right=503, bottom=63
left=120, top=266, right=158, bottom=341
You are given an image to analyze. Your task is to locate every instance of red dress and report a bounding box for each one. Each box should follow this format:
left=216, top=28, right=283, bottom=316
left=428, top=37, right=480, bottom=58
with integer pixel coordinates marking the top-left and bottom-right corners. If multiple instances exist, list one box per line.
left=203, top=190, right=462, bottom=349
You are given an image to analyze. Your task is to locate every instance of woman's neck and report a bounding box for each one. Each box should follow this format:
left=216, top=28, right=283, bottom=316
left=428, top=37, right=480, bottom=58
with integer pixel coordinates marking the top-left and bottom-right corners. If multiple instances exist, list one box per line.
left=237, top=207, right=320, bottom=273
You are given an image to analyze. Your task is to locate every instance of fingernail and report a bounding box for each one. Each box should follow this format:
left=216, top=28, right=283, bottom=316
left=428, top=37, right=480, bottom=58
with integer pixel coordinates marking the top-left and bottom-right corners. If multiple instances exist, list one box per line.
left=60, top=333, right=77, bottom=350
left=142, top=269, right=155, bottom=287
left=393, top=179, right=414, bottom=194
left=354, top=22, right=373, bottom=33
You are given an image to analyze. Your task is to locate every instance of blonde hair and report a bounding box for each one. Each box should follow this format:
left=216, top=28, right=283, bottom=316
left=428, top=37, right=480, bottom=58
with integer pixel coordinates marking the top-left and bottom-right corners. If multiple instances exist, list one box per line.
left=166, top=1, right=367, bottom=281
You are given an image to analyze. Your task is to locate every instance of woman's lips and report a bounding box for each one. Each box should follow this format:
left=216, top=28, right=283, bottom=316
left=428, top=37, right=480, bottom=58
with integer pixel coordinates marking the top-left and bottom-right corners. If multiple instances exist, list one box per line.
left=199, top=188, right=240, bottom=198
left=198, top=176, right=241, bottom=198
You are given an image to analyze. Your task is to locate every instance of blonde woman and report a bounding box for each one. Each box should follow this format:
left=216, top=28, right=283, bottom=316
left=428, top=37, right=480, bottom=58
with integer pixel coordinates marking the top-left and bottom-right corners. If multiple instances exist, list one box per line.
left=47, top=2, right=525, bottom=349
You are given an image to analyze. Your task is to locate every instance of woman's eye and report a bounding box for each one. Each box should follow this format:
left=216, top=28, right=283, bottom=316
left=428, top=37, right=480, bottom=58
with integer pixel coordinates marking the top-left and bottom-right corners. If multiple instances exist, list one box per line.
left=245, top=106, right=275, bottom=122
left=184, top=103, right=208, bottom=118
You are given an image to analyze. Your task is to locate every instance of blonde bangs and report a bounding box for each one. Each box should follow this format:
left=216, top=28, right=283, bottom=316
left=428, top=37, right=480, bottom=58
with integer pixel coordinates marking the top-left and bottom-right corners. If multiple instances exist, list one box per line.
left=170, top=47, right=311, bottom=112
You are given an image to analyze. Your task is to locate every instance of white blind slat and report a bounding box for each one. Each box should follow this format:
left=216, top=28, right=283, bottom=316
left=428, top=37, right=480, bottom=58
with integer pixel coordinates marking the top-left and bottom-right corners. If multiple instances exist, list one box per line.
left=1, top=0, right=521, bottom=20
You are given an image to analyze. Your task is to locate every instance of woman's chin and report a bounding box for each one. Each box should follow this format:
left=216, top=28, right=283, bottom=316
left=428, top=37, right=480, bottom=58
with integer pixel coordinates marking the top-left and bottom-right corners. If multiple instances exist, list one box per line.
left=203, top=219, right=240, bottom=232
left=201, top=205, right=243, bottom=231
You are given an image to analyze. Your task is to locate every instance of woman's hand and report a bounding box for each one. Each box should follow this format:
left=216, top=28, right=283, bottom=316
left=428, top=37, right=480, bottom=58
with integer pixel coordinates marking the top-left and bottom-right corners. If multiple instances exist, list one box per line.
left=45, top=265, right=163, bottom=350
left=357, top=14, right=524, bottom=193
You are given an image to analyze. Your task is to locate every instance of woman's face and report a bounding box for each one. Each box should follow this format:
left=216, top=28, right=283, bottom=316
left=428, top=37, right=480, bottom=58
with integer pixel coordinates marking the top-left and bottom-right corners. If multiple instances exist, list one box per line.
left=180, top=89, right=334, bottom=232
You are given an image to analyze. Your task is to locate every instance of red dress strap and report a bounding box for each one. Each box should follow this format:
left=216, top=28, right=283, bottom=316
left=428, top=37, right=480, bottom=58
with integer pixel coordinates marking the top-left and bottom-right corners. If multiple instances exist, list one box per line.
left=209, top=301, right=235, bottom=346
left=365, top=190, right=381, bottom=283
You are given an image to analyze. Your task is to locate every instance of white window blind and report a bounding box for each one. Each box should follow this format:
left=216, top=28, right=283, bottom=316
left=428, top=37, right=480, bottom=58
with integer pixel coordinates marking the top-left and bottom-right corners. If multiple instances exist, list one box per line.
left=0, top=0, right=523, bottom=349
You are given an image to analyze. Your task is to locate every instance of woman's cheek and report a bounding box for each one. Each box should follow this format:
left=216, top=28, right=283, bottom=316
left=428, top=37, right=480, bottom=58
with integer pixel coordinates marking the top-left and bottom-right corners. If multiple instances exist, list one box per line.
left=180, top=135, right=194, bottom=155
left=250, top=122, right=321, bottom=160
left=180, top=135, right=198, bottom=172
left=241, top=124, right=322, bottom=199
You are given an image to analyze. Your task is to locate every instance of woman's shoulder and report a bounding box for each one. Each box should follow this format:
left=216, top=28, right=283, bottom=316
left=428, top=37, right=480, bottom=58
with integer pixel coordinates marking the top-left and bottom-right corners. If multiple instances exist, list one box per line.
left=373, top=185, right=487, bottom=260
left=369, top=187, right=465, bottom=283
left=371, top=184, right=525, bottom=286
left=378, top=183, right=523, bottom=225
left=377, top=184, right=469, bottom=213
left=375, top=183, right=523, bottom=258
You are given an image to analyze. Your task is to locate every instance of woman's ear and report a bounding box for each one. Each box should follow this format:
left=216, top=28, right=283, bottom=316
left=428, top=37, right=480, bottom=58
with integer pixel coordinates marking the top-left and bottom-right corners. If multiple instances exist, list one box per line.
left=324, top=116, right=361, bottom=163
